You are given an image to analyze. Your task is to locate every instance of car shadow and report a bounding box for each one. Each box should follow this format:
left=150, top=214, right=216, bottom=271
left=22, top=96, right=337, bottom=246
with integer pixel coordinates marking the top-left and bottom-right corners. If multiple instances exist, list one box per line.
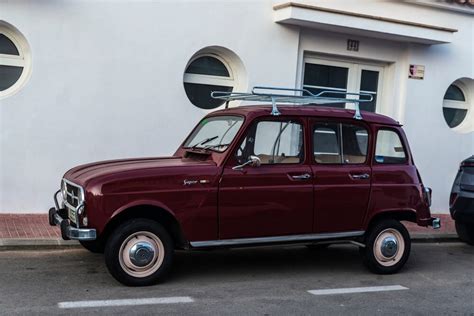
left=169, top=244, right=365, bottom=283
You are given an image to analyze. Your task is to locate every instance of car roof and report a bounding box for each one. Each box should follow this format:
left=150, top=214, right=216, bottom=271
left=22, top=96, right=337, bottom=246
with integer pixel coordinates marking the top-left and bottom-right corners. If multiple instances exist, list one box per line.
left=210, top=105, right=401, bottom=126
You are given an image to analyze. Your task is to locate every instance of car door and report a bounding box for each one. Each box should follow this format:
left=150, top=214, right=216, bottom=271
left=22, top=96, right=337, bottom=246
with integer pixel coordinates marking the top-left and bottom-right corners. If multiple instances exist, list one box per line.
left=218, top=117, right=313, bottom=239
left=310, top=119, right=372, bottom=233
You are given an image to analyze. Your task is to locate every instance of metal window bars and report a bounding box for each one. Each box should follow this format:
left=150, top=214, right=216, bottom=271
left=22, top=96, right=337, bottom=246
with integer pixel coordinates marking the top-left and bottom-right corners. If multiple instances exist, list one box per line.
left=211, top=86, right=373, bottom=120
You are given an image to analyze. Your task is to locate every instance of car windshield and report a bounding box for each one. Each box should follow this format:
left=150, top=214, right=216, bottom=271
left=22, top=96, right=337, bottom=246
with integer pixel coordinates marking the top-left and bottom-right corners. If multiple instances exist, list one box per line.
left=183, top=116, right=244, bottom=152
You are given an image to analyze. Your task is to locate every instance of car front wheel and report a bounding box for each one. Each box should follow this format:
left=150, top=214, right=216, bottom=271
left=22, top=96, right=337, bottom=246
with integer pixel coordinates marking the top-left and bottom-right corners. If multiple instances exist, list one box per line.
left=455, top=221, right=474, bottom=245
left=360, top=219, right=411, bottom=274
left=104, top=219, right=174, bottom=286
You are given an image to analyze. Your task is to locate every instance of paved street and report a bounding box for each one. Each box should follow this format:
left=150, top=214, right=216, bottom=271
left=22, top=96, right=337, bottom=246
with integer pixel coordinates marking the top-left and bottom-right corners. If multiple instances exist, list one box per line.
left=0, top=243, right=472, bottom=315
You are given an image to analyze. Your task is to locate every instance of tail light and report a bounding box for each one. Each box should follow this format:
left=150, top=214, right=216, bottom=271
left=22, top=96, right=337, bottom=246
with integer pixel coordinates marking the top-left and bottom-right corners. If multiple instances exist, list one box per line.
left=461, top=161, right=474, bottom=168
left=422, top=186, right=432, bottom=207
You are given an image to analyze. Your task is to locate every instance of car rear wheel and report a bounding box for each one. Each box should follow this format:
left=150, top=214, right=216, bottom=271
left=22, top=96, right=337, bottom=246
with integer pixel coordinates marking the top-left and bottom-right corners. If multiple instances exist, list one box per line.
left=360, top=219, right=411, bottom=274
left=455, top=221, right=474, bottom=245
left=104, top=219, right=174, bottom=286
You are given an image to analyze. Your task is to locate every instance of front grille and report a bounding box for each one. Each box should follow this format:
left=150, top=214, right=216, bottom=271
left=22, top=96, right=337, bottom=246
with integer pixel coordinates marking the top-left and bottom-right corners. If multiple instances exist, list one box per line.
left=62, top=180, right=84, bottom=225
left=65, top=183, right=80, bottom=207
left=64, top=182, right=82, bottom=208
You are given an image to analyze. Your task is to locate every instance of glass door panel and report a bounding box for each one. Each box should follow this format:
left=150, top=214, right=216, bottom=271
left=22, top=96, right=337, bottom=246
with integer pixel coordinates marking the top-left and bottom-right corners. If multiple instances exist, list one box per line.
left=359, top=69, right=379, bottom=112
left=302, top=57, right=384, bottom=113
left=303, top=63, right=349, bottom=108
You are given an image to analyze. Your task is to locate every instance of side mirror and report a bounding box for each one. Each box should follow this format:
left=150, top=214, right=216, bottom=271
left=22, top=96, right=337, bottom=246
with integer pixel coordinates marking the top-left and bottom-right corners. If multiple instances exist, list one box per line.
left=248, top=155, right=261, bottom=167
left=232, top=155, right=261, bottom=171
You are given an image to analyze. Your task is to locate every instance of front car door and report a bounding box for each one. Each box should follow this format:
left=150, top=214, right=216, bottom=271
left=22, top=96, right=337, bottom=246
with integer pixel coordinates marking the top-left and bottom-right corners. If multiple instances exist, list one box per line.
left=218, top=117, right=313, bottom=239
left=310, top=119, right=372, bottom=233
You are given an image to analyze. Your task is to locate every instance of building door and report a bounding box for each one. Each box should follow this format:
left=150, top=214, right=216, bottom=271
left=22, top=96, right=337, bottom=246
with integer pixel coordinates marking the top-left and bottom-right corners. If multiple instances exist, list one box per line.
left=302, top=57, right=384, bottom=113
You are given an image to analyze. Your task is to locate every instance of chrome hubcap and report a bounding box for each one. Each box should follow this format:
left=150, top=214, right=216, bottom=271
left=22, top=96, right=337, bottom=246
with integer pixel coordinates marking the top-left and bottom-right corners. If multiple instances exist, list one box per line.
left=380, top=236, right=398, bottom=257
left=119, top=231, right=165, bottom=278
left=129, top=241, right=156, bottom=267
left=373, top=228, right=405, bottom=267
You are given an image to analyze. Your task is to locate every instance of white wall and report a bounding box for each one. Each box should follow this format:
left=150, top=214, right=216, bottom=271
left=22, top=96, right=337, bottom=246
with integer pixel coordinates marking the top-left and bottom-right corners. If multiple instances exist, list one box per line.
left=0, top=0, right=472, bottom=214
left=0, top=0, right=300, bottom=212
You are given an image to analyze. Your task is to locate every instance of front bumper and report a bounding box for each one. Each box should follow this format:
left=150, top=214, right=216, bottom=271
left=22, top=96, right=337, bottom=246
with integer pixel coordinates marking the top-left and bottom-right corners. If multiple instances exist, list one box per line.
left=48, top=191, right=96, bottom=241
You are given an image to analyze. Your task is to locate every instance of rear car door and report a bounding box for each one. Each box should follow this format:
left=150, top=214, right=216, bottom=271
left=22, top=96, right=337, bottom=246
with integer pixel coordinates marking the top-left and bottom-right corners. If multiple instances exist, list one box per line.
left=310, top=119, right=372, bottom=233
left=218, top=117, right=313, bottom=239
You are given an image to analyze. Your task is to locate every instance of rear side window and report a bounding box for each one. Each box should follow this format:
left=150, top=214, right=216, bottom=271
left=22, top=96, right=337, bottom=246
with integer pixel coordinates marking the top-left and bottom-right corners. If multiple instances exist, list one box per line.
left=313, top=122, right=368, bottom=164
left=375, top=129, right=407, bottom=164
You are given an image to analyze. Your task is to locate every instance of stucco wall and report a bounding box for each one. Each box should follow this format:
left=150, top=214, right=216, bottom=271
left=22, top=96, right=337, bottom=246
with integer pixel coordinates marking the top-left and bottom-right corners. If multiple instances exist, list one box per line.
left=0, top=0, right=472, bottom=214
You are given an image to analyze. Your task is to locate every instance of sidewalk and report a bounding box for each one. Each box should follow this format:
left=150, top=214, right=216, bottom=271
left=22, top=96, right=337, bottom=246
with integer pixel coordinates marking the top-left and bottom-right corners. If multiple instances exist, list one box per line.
left=0, top=214, right=76, bottom=247
left=403, top=214, right=457, bottom=241
left=0, top=213, right=459, bottom=248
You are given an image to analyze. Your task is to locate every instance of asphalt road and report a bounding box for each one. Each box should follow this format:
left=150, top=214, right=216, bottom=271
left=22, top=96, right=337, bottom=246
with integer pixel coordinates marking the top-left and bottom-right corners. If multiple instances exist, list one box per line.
left=0, top=243, right=472, bottom=315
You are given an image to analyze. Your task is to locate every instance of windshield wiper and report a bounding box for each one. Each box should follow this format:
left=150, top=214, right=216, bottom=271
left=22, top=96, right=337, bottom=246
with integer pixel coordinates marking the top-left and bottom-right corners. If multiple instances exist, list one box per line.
left=204, top=143, right=231, bottom=150
left=191, top=136, right=219, bottom=150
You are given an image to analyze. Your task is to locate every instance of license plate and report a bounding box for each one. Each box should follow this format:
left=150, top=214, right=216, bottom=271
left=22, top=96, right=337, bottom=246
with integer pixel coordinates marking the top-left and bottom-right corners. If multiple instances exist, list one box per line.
left=68, top=207, right=76, bottom=224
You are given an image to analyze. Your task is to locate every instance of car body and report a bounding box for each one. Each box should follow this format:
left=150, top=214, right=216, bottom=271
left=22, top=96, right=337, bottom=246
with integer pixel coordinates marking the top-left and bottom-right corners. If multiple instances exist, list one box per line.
left=450, top=155, right=474, bottom=245
left=49, top=105, right=439, bottom=286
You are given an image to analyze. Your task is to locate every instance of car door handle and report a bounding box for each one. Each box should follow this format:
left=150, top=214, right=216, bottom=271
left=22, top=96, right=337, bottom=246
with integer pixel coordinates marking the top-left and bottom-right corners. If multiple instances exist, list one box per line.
left=350, top=173, right=370, bottom=180
left=290, top=173, right=312, bottom=180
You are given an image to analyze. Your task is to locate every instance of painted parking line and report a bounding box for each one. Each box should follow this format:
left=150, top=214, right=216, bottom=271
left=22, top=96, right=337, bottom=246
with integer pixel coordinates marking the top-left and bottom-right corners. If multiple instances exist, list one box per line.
left=308, top=285, right=409, bottom=296
left=58, top=296, right=194, bottom=309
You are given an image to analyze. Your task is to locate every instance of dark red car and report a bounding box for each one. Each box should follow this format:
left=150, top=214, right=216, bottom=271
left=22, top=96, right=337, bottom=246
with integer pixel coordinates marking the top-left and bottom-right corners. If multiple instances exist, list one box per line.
left=49, top=88, right=439, bottom=286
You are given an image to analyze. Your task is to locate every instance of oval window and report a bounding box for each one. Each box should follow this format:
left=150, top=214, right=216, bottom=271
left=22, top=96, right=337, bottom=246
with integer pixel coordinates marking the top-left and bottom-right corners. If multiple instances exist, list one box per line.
left=443, top=84, right=468, bottom=128
left=183, top=55, right=234, bottom=110
left=0, top=23, right=31, bottom=99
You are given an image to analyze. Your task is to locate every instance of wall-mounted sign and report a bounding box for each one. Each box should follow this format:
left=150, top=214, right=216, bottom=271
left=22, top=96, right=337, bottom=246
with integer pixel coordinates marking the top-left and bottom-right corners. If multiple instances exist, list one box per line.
left=409, top=64, right=425, bottom=80
left=347, top=39, right=359, bottom=52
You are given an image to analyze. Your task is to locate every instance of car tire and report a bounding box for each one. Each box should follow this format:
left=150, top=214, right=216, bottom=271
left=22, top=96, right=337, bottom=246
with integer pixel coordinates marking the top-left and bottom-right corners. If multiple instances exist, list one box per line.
left=79, top=239, right=105, bottom=253
left=104, top=219, right=174, bottom=286
left=360, top=219, right=411, bottom=274
left=455, top=221, right=474, bottom=245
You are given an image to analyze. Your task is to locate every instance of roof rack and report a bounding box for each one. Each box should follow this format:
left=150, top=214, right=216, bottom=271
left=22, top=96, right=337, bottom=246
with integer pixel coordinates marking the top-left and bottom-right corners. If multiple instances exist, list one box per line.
left=211, top=86, right=373, bottom=120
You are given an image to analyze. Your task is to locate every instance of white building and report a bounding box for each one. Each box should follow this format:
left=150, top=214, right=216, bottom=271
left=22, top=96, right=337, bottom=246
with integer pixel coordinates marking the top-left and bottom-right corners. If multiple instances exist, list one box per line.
left=0, top=0, right=473, bottom=215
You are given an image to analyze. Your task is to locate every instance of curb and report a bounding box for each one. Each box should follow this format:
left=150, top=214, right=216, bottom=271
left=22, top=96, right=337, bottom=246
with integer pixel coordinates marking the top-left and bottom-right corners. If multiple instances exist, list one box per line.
left=410, top=234, right=460, bottom=243
left=0, top=238, right=80, bottom=250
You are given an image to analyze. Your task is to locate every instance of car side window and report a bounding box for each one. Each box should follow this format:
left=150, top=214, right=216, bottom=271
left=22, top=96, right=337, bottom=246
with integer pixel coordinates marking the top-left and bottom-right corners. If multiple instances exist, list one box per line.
left=375, top=129, right=407, bottom=164
left=343, top=124, right=368, bottom=164
left=314, top=123, right=341, bottom=164
left=313, top=122, right=368, bottom=164
left=236, top=120, right=304, bottom=165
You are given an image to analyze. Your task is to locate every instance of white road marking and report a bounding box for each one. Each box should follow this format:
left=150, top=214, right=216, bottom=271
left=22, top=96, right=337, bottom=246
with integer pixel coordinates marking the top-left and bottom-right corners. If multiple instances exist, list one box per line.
left=58, top=296, right=194, bottom=309
left=308, top=285, right=408, bottom=296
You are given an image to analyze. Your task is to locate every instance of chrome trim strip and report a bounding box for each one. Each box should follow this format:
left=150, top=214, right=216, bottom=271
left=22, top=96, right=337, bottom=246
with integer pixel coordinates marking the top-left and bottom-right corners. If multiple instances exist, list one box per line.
left=423, top=187, right=432, bottom=207
left=190, top=231, right=365, bottom=248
